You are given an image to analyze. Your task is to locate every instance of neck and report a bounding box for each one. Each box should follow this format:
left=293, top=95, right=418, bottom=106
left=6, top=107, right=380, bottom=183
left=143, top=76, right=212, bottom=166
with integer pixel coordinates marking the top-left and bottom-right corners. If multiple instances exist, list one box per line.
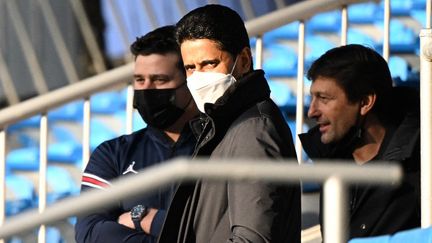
left=352, top=114, right=386, bottom=164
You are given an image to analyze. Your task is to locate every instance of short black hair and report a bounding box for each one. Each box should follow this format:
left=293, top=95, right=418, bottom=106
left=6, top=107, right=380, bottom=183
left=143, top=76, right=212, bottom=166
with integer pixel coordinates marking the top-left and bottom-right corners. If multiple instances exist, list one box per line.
left=307, top=44, right=394, bottom=123
left=130, top=25, right=184, bottom=72
left=175, top=4, right=250, bottom=59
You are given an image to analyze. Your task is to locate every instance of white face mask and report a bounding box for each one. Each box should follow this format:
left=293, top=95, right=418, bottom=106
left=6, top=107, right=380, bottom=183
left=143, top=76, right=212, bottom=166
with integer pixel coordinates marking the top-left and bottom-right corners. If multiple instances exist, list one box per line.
left=187, top=57, right=238, bottom=113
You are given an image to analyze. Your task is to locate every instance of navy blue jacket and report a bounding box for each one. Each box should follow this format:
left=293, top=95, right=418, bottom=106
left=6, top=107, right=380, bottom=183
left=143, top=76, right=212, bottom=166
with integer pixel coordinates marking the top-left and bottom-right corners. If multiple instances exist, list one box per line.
left=75, top=125, right=196, bottom=243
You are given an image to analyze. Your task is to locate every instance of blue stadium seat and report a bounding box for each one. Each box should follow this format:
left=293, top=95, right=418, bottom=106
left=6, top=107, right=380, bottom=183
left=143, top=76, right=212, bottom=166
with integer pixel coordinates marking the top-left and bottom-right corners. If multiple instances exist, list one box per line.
left=394, top=70, right=420, bottom=89
left=46, top=227, right=63, bottom=243
left=44, top=166, right=79, bottom=203
left=5, top=173, right=35, bottom=216
left=374, top=19, right=418, bottom=53
left=268, top=80, right=297, bottom=111
left=348, top=29, right=377, bottom=47
left=348, top=2, right=380, bottom=24
left=48, top=101, right=83, bottom=121
left=7, top=147, right=39, bottom=171
left=263, top=44, right=298, bottom=77
left=51, top=124, right=78, bottom=142
left=16, top=132, right=38, bottom=147
left=349, top=227, right=432, bottom=243
left=7, top=115, right=41, bottom=132
left=90, top=119, right=119, bottom=151
left=378, top=0, right=414, bottom=16
left=7, top=147, right=79, bottom=202
left=391, top=227, right=432, bottom=243
left=349, top=235, right=391, bottom=243
left=114, top=110, right=147, bottom=133
left=411, top=10, right=426, bottom=27
left=48, top=141, right=82, bottom=164
left=264, top=22, right=299, bottom=41
left=305, top=35, right=336, bottom=68
left=91, top=91, right=126, bottom=114
left=308, top=11, right=341, bottom=33
left=412, top=0, right=426, bottom=9
left=388, top=56, right=410, bottom=81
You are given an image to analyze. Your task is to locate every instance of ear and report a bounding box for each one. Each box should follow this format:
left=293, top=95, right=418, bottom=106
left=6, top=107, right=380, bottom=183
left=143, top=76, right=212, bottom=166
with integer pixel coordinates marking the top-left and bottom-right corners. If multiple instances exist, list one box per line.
left=360, top=93, right=376, bottom=116
left=237, top=47, right=252, bottom=75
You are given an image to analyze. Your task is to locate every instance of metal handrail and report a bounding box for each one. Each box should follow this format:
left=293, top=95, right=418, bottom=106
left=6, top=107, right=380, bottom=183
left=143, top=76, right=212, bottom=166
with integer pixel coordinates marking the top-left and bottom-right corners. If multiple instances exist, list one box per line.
left=0, top=62, right=134, bottom=127
left=244, top=0, right=373, bottom=36
left=420, top=28, right=432, bottom=228
left=0, top=158, right=402, bottom=243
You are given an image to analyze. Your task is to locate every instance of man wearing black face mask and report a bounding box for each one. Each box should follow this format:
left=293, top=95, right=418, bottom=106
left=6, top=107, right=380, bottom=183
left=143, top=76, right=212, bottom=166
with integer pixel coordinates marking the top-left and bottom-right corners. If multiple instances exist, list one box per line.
left=75, top=25, right=198, bottom=243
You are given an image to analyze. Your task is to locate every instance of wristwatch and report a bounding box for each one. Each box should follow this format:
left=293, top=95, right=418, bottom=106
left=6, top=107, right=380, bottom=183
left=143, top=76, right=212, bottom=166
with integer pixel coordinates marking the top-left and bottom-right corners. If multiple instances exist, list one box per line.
left=130, top=205, right=148, bottom=231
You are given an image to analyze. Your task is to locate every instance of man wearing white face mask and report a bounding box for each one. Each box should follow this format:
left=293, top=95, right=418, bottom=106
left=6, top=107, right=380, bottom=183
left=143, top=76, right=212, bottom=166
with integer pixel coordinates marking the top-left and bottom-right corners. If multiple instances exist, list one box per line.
left=158, top=4, right=301, bottom=243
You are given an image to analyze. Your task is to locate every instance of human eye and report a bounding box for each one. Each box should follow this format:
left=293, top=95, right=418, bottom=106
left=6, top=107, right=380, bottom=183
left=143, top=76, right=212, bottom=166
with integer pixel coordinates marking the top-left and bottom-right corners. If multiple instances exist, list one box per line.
left=134, top=76, right=144, bottom=83
left=317, top=94, right=332, bottom=104
left=184, top=65, right=195, bottom=72
left=204, top=60, right=218, bottom=68
left=152, top=75, right=170, bottom=84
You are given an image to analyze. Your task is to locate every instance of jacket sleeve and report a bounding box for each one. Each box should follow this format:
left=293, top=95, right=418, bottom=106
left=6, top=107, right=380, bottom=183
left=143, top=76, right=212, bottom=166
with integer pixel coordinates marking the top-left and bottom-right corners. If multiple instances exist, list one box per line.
left=216, top=117, right=300, bottom=243
left=74, top=142, right=157, bottom=243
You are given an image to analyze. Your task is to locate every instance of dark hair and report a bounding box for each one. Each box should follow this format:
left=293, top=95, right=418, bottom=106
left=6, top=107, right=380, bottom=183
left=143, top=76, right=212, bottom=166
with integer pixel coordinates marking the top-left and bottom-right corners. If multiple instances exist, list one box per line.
left=175, top=4, right=250, bottom=59
left=307, top=44, right=394, bottom=123
left=130, top=25, right=184, bottom=72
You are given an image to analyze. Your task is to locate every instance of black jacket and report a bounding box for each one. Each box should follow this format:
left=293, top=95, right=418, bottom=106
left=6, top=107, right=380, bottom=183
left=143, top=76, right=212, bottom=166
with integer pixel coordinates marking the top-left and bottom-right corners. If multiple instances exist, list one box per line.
left=75, top=126, right=196, bottom=243
left=299, top=87, right=420, bottom=240
left=158, top=70, right=301, bottom=243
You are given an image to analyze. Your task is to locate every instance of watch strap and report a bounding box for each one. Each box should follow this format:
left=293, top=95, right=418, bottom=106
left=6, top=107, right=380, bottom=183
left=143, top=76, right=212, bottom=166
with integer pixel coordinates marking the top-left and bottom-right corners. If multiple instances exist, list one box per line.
left=131, top=205, right=148, bottom=232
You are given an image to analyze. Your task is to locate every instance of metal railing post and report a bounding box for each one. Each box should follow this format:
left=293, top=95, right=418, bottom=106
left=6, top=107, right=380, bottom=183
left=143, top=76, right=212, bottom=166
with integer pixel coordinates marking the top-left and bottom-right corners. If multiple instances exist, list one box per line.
left=341, top=5, right=348, bottom=45
left=382, top=0, right=391, bottom=62
left=255, top=35, right=263, bottom=69
left=0, top=129, right=6, bottom=243
left=420, top=28, right=432, bottom=228
left=38, top=113, right=48, bottom=243
left=323, top=177, right=347, bottom=243
left=296, top=21, right=305, bottom=164
left=82, top=98, right=91, bottom=170
left=126, top=83, right=134, bottom=135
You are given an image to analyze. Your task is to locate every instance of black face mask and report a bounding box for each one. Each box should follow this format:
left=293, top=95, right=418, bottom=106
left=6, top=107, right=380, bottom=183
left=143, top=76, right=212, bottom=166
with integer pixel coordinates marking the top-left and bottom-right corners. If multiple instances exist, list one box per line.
left=133, top=84, right=186, bottom=130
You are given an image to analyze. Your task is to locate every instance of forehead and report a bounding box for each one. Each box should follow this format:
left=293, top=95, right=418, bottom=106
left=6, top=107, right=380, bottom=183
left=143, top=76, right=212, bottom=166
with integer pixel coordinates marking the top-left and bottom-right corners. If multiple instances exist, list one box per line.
left=180, top=39, right=229, bottom=61
left=134, top=53, right=180, bottom=74
left=310, top=76, right=346, bottom=95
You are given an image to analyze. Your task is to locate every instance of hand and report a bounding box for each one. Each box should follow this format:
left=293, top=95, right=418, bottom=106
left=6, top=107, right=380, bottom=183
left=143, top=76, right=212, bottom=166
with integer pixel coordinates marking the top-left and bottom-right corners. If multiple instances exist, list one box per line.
left=118, top=208, right=158, bottom=234
left=117, top=211, right=134, bottom=229
left=139, top=208, right=158, bottom=234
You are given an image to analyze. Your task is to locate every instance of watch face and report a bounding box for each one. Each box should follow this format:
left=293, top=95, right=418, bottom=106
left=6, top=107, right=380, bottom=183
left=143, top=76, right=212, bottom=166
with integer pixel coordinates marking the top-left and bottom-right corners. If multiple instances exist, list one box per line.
left=131, top=205, right=145, bottom=219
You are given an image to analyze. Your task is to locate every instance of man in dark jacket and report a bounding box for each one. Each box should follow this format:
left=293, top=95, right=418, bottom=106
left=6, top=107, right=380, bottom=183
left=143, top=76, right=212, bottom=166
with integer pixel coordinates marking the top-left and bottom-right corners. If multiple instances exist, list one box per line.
left=74, top=26, right=199, bottom=243
left=158, top=4, right=301, bottom=243
left=299, top=44, right=420, bottom=240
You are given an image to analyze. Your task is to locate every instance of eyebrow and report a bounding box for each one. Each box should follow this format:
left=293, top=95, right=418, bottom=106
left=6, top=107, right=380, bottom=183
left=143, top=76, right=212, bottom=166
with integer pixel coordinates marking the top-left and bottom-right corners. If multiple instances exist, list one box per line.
left=133, top=74, right=171, bottom=79
left=184, top=59, right=220, bottom=69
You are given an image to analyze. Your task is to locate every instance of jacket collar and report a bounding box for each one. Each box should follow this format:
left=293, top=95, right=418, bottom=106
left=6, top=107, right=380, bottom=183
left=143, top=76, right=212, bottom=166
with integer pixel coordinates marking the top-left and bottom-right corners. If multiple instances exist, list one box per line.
left=299, top=125, right=362, bottom=160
